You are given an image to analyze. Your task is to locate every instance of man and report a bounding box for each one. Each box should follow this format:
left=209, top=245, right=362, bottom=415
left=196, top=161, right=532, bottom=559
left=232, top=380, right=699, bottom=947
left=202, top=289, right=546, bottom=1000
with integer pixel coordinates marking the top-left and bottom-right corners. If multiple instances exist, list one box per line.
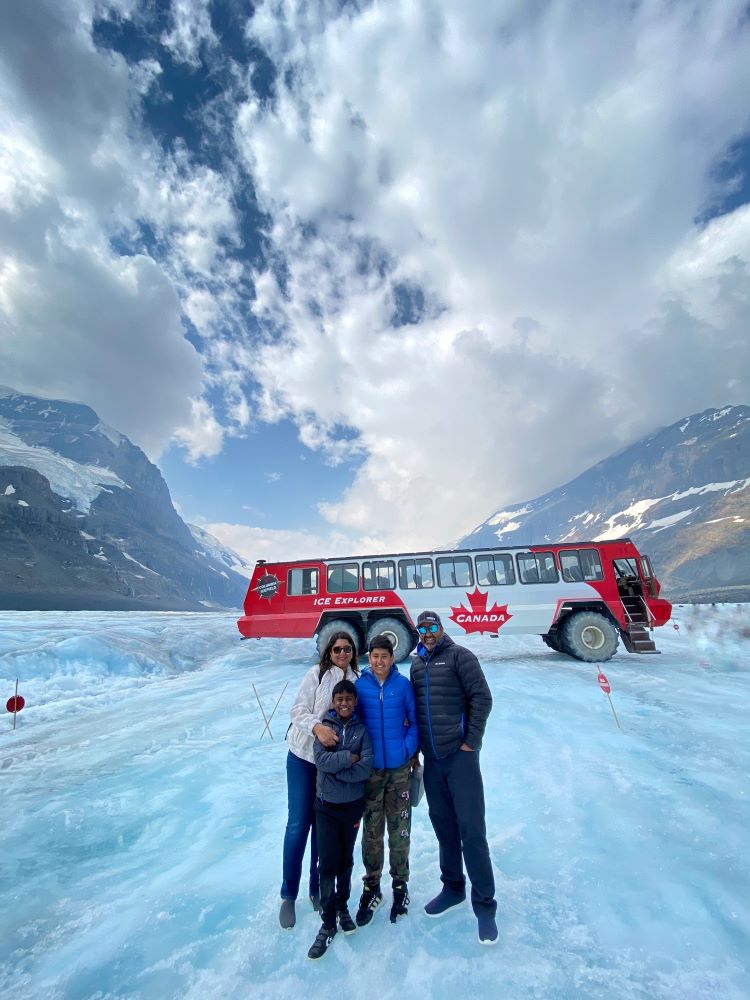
left=409, top=610, right=498, bottom=946
left=354, top=634, right=419, bottom=926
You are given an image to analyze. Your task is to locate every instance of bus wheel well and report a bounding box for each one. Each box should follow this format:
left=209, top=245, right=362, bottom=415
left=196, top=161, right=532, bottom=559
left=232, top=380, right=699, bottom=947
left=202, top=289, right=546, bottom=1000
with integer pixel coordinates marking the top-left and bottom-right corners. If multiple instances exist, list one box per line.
left=315, top=617, right=364, bottom=657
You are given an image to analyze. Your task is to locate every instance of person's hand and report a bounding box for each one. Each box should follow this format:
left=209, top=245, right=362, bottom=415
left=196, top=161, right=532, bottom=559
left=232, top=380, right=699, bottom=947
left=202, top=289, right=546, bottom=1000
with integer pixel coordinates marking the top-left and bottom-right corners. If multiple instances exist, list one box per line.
left=313, top=723, right=339, bottom=747
left=459, top=742, right=474, bottom=751
left=350, top=753, right=360, bottom=764
left=410, top=753, right=421, bottom=770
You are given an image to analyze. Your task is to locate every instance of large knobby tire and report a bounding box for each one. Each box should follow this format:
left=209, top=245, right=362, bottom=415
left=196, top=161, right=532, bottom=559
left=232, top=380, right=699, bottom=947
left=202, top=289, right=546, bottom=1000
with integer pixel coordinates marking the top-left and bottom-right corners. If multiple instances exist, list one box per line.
left=366, top=617, right=415, bottom=661
left=541, top=633, right=562, bottom=652
left=316, top=620, right=360, bottom=658
left=561, top=611, right=618, bottom=662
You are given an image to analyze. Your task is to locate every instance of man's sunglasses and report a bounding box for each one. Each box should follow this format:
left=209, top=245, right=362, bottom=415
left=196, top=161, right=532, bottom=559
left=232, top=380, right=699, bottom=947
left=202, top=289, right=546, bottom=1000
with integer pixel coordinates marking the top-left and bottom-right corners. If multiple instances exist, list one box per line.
left=331, top=645, right=353, bottom=654
left=417, top=624, right=440, bottom=635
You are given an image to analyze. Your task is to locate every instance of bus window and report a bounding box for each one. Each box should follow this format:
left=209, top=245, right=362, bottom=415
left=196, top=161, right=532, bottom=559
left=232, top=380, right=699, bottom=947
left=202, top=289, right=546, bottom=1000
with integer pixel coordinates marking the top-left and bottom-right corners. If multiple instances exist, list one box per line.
left=579, top=549, right=604, bottom=581
left=363, top=560, right=396, bottom=591
left=560, top=549, right=603, bottom=582
left=476, top=554, right=515, bottom=586
left=288, top=567, right=319, bottom=596
left=398, top=558, right=434, bottom=589
left=327, top=563, right=360, bottom=593
left=436, top=556, right=474, bottom=588
left=517, top=551, right=558, bottom=584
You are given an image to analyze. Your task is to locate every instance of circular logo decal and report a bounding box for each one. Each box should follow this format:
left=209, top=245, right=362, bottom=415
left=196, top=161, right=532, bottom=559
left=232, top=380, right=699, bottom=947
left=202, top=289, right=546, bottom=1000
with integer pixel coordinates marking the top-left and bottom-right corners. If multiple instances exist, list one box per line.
left=256, top=573, right=281, bottom=602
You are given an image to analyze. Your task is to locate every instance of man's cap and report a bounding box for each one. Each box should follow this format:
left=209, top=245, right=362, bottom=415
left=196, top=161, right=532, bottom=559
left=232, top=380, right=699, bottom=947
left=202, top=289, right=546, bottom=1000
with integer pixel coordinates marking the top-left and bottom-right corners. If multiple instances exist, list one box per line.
left=417, top=611, right=442, bottom=626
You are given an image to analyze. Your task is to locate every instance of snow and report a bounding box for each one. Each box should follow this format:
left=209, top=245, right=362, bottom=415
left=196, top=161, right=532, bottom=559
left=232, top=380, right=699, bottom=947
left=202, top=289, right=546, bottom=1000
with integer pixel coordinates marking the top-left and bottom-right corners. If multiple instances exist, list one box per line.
left=644, top=508, right=695, bottom=532
left=4, top=483, right=15, bottom=495
left=488, top=506, right=531, bottom=527
left=1, top=609, right=749, bottom=999
left=0, top=421, right=128, bottom=512
left=593, top=498, right=661, bottom=541
left=187, top=523, right=254, bottom=580
left=17, top=499, right=29, bottom=507
left=80, top=531, right=96, bottom=541
left=120, top=551, right=161, bottom=576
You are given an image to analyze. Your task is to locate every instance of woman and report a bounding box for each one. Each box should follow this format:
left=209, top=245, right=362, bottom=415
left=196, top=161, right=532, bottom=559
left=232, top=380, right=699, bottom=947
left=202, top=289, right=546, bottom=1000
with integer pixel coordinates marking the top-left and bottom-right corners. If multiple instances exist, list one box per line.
left=279, top=631, right=360, bottom=929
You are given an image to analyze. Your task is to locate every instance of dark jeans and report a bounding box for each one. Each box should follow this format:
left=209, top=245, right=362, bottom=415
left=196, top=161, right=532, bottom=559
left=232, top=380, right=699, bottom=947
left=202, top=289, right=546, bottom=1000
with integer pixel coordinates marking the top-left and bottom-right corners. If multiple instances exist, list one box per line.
left=280, top=751, right=319, bottom=900
left=424, top=749, right=496, bottom=918
left=315, top=797, right=365, bottom=930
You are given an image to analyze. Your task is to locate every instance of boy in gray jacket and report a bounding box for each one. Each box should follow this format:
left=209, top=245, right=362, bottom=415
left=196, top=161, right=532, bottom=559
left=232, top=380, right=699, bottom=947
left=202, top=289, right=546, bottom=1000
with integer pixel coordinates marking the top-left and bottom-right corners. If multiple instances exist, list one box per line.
left=308, top=680, right=374, bottom=960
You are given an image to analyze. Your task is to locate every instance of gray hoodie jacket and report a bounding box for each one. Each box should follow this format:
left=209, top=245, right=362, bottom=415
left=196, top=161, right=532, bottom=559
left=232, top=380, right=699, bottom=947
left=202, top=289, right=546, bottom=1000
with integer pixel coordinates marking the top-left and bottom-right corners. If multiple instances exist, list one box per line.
left=313, top=710, right=374, bottom=803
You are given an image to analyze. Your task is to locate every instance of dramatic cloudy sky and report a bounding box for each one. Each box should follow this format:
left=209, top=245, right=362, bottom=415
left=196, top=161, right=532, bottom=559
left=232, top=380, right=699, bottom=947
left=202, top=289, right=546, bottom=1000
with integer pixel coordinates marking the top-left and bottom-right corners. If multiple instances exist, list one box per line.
left=1, top=0, right=749, bottom=564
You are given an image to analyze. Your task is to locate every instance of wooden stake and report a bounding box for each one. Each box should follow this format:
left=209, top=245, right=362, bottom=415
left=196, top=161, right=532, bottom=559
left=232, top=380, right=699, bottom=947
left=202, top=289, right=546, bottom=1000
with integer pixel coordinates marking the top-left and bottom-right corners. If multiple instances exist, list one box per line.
left=13, top=678, right=18, bottom=731
left=606, top=692, right=621, bottom=730
left=253, top=683, right=273, bottom=740
left=262, top=682, right=288, bottom=740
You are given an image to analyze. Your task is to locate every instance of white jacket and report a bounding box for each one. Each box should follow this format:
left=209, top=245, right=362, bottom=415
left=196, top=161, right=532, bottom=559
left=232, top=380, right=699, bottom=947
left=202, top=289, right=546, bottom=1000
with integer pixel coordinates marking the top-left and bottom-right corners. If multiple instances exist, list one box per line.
left=287, top=663, right=359, bottom=763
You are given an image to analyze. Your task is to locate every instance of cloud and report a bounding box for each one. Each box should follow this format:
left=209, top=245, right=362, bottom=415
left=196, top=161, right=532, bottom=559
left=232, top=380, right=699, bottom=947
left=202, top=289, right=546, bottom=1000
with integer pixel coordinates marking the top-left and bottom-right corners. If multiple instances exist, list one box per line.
left=0, top=0, right=242, bottom=456
left=236, top=0, right=750, bottom=547
left=201, top=520, right=382, bottom=572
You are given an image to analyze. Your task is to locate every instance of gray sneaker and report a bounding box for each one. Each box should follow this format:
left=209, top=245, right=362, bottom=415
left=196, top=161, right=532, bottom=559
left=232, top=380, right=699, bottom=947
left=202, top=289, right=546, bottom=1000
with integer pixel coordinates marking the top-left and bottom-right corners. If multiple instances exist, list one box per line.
left=279, top=898, right=296, bottom=929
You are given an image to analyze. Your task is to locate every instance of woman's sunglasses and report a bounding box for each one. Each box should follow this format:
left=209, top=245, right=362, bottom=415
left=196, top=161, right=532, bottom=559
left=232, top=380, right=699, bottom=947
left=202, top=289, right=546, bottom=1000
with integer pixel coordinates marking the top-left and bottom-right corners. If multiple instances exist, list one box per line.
left=331, top=645, right=353, bottom=654
left=417, top=624, right=440, bottom=635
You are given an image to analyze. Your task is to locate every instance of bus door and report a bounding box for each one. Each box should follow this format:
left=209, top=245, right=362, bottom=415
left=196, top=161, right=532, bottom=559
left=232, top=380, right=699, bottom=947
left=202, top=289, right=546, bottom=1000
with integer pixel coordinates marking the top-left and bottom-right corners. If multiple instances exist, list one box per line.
left=284, top=565, right=322, bottom=637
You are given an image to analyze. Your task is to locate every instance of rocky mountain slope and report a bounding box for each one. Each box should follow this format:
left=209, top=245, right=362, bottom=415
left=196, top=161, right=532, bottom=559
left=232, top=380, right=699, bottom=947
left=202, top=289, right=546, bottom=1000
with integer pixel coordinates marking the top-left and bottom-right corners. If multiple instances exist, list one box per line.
left=459, top=406, right=750, bottom=602
left=0, top=388, right=251, bottom=610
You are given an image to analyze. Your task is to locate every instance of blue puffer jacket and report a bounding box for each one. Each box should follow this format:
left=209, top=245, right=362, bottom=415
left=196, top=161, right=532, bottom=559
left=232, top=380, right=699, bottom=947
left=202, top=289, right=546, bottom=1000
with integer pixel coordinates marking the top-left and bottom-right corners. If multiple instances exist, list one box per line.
left=356, top=666, right=419, bottom=770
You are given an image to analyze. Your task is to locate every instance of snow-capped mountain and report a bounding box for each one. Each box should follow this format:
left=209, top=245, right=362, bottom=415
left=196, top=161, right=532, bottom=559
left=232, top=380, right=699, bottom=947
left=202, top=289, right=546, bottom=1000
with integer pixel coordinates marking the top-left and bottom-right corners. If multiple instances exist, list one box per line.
left=0, top=387, right=249, bottom=610
left=459, top=406, right=750, bottom=602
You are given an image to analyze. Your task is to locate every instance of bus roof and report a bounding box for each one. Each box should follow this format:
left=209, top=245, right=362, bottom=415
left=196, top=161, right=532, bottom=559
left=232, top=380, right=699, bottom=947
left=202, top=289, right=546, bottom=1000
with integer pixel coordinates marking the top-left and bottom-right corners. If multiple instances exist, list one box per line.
left=254, top=537, right=637, bottom=568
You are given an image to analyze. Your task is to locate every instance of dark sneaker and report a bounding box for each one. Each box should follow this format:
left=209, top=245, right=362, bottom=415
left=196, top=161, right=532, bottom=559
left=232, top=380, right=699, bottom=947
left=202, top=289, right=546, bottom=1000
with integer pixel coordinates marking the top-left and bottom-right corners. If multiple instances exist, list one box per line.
left=309, top=892, right=321, bottom=914
left=477, top=912, right=499, bottom=946
left=423, top=887, right=466, bottom=917
left=389, top=882, right=410, bottom=923
left=337, top=908, right=357, bottom=934
left=307, top=924, right=337, bottom=960
left=279, top=898, right=296, bottom=930
left=355, top=884, right=383, bottom=927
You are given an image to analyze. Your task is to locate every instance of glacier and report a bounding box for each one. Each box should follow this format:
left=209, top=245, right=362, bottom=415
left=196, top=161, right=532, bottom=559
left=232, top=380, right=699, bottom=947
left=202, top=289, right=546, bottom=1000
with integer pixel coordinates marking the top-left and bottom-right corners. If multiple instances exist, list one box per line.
left=1, top=608, right=748, bottom=999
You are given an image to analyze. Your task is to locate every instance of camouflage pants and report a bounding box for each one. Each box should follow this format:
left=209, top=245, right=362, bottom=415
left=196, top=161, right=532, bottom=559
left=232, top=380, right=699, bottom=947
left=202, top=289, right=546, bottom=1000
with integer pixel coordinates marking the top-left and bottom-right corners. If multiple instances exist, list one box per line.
left=361, top=762, right=412, bottom=887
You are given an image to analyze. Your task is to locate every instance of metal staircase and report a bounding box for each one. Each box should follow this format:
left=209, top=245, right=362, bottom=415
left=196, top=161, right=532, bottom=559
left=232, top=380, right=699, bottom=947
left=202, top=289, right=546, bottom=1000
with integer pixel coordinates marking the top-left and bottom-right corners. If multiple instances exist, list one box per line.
left=619, top=595, right=660, bottom=654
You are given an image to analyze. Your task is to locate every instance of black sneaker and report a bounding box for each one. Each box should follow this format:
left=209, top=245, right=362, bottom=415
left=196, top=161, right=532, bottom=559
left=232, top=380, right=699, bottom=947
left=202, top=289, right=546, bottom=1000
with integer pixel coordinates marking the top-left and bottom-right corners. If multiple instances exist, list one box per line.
left=307, top=925, right=337, bottom=961
left=423, top=887, right=466, bottom=917
left=355, top=884, right=383, bottom=927
left=389, top=882, right=409, bottom=923
left=337, top=908, right=357, bottom=934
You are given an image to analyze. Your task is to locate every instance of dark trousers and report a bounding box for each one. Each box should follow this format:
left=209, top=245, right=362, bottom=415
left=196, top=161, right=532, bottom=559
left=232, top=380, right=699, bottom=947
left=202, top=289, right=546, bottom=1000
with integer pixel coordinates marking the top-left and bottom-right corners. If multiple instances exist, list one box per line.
left=280, top=751, right=319, bottom=900
left=314, top=797, right=365, bottom=930
left=424, top=749, right=496, bottom=918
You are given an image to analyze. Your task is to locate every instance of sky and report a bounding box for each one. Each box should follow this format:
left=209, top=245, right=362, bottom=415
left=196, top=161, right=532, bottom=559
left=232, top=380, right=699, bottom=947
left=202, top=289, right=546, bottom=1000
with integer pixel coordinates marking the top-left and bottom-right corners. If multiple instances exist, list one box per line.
left=1, top=605, right=748, bottom=998
left=1, top=0, right=750, bottom=567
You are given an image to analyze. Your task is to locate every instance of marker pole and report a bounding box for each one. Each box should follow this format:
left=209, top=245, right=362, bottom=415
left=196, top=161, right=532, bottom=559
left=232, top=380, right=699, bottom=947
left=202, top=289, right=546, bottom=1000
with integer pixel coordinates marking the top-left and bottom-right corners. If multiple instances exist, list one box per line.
left=606, top=692, right=621, bottom=730
left=262, top=682, right=288, bottom=740
left=13, top=678, right=18, bottom=731
left=253, top=683, right=273, bottom=740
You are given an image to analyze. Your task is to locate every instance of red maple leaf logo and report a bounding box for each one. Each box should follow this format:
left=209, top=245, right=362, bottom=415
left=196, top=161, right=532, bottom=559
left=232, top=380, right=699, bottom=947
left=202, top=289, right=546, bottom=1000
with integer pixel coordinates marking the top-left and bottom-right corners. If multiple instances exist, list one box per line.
left=449, top=587, right=513, bottom=635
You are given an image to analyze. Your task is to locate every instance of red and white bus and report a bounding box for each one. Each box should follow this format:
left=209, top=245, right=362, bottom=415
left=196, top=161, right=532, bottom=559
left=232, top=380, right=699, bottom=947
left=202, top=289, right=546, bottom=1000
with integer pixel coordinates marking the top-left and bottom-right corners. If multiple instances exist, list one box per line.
left=237, top=538, right=672, bottom=662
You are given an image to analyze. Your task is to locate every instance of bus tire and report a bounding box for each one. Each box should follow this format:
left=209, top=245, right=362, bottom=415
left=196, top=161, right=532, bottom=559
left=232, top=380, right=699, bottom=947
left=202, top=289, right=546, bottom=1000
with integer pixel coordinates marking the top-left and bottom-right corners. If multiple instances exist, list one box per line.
left=542, top=633, right=562, bottom=652
left=316, top=620, right=360, bottom=658
left=366, top=618, right=414, bottom=661
left=561, top=612, right=618, bottom=662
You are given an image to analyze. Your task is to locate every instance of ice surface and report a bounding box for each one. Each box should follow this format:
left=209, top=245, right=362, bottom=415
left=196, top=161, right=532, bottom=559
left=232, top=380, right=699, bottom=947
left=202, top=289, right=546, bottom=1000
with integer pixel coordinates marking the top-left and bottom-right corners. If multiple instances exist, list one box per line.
left=1, top=608, right=749, bottom=999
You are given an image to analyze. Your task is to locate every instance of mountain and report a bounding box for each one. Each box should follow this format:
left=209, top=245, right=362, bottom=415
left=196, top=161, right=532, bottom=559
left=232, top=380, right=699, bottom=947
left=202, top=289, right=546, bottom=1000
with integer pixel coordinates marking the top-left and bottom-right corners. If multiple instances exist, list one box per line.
left=0, top=387, right=250, bottom=611
left=459, top=406, right=750, bottom=603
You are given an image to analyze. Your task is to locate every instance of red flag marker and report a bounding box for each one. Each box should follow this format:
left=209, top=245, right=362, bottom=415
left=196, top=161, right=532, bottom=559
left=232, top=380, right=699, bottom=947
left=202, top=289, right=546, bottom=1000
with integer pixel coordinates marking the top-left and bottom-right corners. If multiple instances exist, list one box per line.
left=6, top=679, right=24, bottom=730
left=596, top=669, right=620, bottom=730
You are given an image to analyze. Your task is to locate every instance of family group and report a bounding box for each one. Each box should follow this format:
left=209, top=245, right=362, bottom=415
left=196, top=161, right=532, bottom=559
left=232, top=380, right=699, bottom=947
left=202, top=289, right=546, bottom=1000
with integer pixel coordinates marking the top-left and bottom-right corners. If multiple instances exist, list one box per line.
left=278, top=611, right=498, bottom=960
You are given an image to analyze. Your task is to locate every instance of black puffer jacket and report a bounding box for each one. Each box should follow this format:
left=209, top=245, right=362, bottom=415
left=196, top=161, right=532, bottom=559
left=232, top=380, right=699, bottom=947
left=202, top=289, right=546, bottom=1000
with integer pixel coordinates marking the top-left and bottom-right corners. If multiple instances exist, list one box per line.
left=410, top=635, right=492, bottom=759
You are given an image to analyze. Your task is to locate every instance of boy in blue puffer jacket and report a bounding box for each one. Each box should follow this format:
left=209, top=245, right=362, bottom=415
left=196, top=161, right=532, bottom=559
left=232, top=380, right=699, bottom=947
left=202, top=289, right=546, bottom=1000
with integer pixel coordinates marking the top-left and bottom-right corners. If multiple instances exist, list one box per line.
left=354, top=634, right=419, bottom=926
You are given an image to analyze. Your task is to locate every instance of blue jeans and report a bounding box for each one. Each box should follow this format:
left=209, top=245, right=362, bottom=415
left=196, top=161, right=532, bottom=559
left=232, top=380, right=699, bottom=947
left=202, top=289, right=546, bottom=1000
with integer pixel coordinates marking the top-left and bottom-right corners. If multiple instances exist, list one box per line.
left=280, top=750, right=319, bottom=900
